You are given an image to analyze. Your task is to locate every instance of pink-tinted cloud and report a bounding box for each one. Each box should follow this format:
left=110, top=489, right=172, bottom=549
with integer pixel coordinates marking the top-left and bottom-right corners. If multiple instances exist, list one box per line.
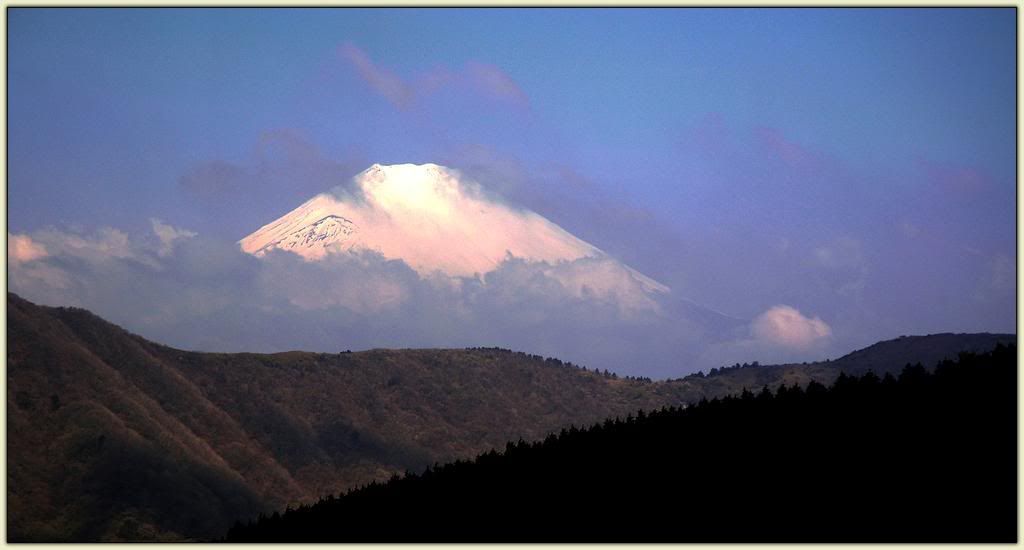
left=8, top=233, right=48, bottom=263
left=916, top=158, right=991, bottom=194
left=752, top=305, right=832, bottom=350
left=339, top=42, right=528, bottom=109
left=338, top=42, right=414, bottom=109
left=754, top=126, right=823, bottom=172
left=465, top=61, right=529, bottom=106
left=418, top=65, right=456, bottom=94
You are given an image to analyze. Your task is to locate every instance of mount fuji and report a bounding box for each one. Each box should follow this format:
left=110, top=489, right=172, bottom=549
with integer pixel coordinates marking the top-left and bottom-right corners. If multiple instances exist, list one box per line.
left=240, top=163, right=672, bottom=310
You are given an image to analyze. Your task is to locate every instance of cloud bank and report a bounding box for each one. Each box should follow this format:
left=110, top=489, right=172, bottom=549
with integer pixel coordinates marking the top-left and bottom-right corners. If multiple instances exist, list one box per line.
left=9, top=220, right=818, bottom=378
left=62, top=109, right=1010, bottom=380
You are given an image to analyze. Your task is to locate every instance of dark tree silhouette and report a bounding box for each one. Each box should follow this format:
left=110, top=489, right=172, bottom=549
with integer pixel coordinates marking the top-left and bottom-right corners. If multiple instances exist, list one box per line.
left=226, top=344, right=1016, bottom=543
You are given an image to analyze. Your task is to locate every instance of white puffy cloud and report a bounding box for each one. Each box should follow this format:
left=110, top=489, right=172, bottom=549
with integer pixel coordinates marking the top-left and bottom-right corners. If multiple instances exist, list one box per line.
left=151, top=218, right=197, bottom=257
left=752, top=305, right=832, bottom=350
left=8, top=239, right=71, bottom=295
left=8, top=233, right=48, bottom=264
left=531, top=257, right=664, bottom=316
left=33, top=226, right=135, bottom=262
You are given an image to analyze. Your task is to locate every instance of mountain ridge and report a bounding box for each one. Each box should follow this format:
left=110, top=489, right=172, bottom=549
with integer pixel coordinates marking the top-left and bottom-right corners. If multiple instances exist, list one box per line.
left=6, top=292, right=1014, bottom=541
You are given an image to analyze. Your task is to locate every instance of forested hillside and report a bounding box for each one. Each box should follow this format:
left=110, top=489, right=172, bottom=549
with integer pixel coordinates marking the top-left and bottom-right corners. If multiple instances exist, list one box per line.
left=7, top=294, right=687, bottom=541
left=7, top=293, right=1014, bottom=541
left=227, top=344, right=1017, bottom=542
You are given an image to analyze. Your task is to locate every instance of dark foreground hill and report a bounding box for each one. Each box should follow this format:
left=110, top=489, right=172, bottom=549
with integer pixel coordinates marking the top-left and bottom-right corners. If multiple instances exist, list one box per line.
left=6, top=293, right=1014, bottom=541
left=7, top=293, right=690, bottom=541
left=226, top=344, right=1017, bottom=543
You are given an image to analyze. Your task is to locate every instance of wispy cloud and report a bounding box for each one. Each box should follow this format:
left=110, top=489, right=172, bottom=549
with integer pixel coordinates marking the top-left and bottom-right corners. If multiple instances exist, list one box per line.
left=986, top=253, right=1015, bottom=293
left=338, top=42, right=414, bottom=109
left=181, top=129, right=363, bottom=201
left=465, top=61, right=529, bottom=107
left=809, top=237, right=868, bottom=298
left=916, top=157, right=992, bottom=194
left=972, top=252, right=1016, bottom=307
left=754, top=126, right=826, bottom=173
left=178, top=130, right=368, bottom=238
left=179, top=160, right=250, bottom=198
left=338, top=42, right=529, bottom=110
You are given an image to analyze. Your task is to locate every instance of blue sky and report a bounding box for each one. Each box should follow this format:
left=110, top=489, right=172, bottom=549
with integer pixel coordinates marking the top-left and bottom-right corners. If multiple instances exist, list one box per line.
left=8, top=8, right=1016, bottom=375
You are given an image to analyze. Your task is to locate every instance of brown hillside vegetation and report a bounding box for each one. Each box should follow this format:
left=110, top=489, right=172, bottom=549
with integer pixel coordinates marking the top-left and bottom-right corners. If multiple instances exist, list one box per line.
left=6, top=293, right=1013, bottom=541
left=7, top=293, right=690, bottom=541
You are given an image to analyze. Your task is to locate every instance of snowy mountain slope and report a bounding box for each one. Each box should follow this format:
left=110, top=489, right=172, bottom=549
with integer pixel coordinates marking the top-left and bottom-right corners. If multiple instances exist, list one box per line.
left=249, top=214, right=358, bottom=257
left=240, top=163, right=670, bottom=300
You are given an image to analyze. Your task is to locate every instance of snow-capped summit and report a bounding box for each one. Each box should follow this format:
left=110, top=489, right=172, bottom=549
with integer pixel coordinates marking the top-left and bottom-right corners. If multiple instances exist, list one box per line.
left=240, top=163, right=669, bottom=298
